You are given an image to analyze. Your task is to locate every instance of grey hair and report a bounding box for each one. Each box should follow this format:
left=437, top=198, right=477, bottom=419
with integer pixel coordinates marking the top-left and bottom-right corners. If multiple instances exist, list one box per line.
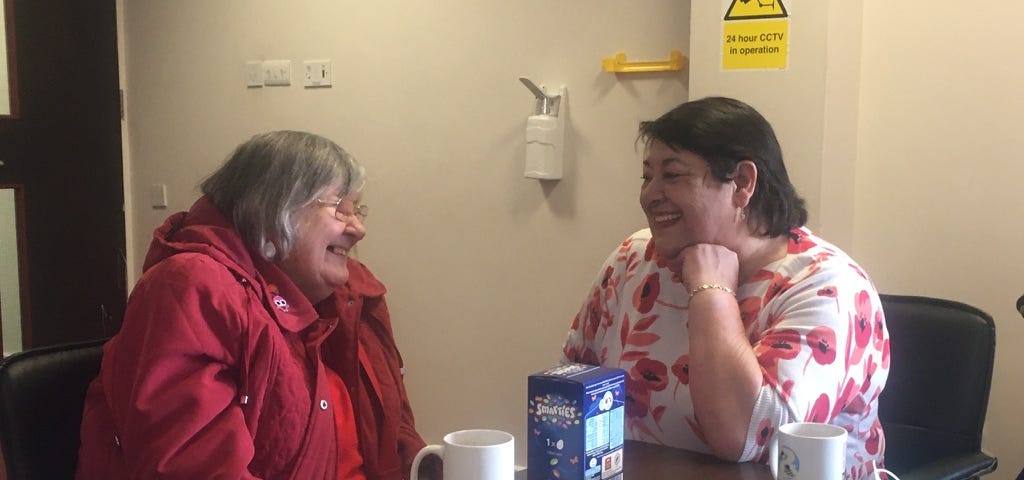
left=200, top=130, right=365, bottom=261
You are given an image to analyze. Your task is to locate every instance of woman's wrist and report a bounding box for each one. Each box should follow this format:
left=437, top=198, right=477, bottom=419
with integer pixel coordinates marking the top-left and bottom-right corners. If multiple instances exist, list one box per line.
left=688, top=283, right=736, bottom=298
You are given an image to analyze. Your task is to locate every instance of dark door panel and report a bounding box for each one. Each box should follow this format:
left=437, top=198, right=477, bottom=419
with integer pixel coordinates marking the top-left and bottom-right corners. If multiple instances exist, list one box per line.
left=0, top=0, right=125, bottom=348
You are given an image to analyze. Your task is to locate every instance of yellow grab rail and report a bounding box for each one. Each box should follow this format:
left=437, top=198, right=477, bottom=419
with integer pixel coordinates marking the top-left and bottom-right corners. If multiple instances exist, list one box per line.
left=601, top=50, right=686, bottom=73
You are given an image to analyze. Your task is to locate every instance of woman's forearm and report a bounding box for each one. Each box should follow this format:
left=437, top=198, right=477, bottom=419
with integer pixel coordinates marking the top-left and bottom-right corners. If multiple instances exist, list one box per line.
left=685, top=291, right=763, bottom=460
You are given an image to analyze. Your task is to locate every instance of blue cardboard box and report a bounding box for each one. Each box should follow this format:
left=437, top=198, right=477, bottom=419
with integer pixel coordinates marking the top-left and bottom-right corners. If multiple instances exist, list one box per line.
left=527, top=363, right=626, bottom=480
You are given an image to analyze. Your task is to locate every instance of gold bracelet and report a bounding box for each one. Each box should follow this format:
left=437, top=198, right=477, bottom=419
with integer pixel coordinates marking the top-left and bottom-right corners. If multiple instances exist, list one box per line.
left=688, top=283, right=736, bottom=297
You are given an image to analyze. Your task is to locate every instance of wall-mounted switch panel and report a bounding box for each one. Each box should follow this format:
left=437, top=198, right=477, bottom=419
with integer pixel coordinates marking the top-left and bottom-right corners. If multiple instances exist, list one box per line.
left=262, top=60, right=291, bottom=86
left=304, top=60, right=332, bottom=88
left=246, top=61, right=263, bottom=87
left=150, top=183, right=168, bottom=209
left=245, top=60, right=264, bottom=86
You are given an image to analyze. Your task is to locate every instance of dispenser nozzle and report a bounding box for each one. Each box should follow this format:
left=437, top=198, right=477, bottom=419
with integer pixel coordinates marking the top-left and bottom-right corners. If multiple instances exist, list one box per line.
left=518, top=77, right=561, bottom=116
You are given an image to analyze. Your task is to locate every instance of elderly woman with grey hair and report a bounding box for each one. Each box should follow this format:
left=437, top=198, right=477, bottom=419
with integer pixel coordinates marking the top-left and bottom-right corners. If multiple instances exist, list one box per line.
left=76, top=131, right=428, bottom=479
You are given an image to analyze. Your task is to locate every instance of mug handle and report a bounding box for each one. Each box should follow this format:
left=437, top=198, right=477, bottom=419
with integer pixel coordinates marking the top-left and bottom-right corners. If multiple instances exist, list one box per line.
left=769, top=434, right=779, bottom=479
left=410, top=444, right=444, bottom=480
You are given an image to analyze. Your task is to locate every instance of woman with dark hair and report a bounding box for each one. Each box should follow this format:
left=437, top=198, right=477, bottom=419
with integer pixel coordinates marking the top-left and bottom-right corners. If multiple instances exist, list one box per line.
left=562, top=97, right=889, bottom=480
left=76, top=131, right=431, bottom=479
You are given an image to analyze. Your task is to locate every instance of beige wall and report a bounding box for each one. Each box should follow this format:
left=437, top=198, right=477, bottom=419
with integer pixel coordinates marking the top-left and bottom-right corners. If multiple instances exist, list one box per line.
left=690, top=1, right=1024, bottom=477
left=855, top=3, right=1024, bottom=476
left=690, top=1, right=834, bottom=240
left=120, top=0, right=689, bottom=465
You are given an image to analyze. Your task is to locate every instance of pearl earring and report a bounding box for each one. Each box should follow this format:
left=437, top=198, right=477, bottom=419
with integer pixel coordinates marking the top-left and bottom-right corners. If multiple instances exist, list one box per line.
left=262, top=242, right=277, bottom=260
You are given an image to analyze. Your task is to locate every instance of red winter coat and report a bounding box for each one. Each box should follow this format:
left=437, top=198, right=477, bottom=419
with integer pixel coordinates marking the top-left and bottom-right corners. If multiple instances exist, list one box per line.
left=76, top=197, right=426, bottom=480
left=328, top=259, right=427, bottom=480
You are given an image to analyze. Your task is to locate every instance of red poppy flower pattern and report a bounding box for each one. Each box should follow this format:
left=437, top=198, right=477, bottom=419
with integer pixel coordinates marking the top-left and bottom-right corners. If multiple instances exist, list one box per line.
left=561, top=227, right=889, bottom=480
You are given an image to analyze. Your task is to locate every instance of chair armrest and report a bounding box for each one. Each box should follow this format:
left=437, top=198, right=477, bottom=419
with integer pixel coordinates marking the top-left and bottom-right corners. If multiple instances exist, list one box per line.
left=889, top=452, right=996, bottom=480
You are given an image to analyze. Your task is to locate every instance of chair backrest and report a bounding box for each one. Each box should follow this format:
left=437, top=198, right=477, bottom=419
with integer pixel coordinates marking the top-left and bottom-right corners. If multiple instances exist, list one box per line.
left=1017, top=295, right=1024, bottom=479
left=0, top=338, right=106, bottom=480
left=878, top=294, right=995, bottom=474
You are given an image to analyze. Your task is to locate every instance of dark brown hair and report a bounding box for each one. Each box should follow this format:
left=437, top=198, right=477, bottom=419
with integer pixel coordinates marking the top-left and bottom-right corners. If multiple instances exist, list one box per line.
left=638, top=97, right=807, bottom=236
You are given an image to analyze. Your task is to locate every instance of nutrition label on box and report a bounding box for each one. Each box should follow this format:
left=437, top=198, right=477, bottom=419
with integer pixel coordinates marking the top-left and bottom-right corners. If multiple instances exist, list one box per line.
left=586, top=411, right=609, bottom=451
left=609, top=407, right=623, bottom=446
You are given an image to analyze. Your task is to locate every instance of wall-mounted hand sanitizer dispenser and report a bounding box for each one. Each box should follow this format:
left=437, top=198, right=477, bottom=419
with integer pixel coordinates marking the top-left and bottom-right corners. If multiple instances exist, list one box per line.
left=519, top=78, right=566, bottom=180
left=525, top=110, right=564, bottom=180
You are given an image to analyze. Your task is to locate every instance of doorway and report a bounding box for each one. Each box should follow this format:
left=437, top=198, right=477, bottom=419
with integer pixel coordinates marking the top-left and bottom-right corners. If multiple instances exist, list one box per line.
left=0, top=0, right=125, bottom=351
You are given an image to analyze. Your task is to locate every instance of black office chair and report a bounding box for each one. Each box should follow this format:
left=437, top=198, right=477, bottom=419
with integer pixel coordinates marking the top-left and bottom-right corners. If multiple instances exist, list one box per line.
left=878, top=294, right=997, bottom=480
left=1016, top=295, right=1024, bottom=480
left=0, top=338, right=107, bottom=479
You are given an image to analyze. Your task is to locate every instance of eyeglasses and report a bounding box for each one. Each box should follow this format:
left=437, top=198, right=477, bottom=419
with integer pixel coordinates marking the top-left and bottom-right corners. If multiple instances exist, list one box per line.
left=316, top=198, right=369, bottom=222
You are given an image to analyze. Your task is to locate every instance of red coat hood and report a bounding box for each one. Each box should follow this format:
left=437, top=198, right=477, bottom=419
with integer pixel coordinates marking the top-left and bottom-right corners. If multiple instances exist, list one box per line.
left=143, top=196, right=324, bottom=334
left=143, top=196, right=258, bottom=281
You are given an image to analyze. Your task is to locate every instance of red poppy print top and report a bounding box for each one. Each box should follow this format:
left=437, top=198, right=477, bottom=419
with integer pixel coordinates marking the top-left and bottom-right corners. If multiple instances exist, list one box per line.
left=562, top=227, right=889, bottom=480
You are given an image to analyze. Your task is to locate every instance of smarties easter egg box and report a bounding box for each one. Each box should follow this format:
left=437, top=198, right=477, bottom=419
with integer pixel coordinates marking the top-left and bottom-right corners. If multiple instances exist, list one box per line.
left=527, top=363, right=626, bottom=480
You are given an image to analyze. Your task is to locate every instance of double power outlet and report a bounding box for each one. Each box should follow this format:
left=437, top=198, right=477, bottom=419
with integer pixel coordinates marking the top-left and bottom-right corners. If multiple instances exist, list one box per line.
left=246, top=59, right=332, bottom=88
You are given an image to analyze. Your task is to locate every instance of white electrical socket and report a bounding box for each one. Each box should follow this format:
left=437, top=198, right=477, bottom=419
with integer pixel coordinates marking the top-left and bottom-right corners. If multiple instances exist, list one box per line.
left=303, top=60, right=332, bottom=88
left=262, top=60, right=291, bottom=86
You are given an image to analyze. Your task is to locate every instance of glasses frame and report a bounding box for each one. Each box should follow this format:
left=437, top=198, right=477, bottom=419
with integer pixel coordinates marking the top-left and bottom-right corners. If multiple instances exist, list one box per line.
left=316, top=198, right=368, bottom=222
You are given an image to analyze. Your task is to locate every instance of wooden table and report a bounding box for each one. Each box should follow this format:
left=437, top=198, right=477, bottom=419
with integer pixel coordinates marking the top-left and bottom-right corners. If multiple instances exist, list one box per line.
left=515, top=440, right=772, bottom=480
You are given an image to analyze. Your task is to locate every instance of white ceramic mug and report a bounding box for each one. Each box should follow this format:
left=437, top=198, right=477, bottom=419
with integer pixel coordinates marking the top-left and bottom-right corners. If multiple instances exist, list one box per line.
left=410, top=429, right=514, bottom=480
left=769, top=422, right=847, bottom=480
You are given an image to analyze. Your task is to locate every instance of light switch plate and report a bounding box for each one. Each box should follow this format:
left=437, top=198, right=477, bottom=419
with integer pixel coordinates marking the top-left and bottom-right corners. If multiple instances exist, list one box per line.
left=262, top=60, right=291, bottom=86
left=149, top=184, right=167, bottom=209
left=245, top=61, right=263, bottom=87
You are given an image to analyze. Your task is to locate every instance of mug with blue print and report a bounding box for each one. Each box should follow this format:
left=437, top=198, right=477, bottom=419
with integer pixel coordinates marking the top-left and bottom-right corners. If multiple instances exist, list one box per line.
left=769, top=422, right=847, bottom=480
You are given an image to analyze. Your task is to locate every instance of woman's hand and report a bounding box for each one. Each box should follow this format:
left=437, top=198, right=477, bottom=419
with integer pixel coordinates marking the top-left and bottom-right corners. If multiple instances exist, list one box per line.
left=668, top=243, right=740, bottom=294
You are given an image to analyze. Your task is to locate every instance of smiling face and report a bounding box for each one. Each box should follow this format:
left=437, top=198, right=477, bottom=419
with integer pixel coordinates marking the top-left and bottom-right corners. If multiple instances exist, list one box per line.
left=639, top=140, right=738, bottom=260
left=276, top=189, right=366, bottom=303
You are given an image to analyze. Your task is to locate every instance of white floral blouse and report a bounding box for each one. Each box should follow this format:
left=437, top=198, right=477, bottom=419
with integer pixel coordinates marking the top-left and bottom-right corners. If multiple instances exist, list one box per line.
left=561, top=227, right=889, bottom=480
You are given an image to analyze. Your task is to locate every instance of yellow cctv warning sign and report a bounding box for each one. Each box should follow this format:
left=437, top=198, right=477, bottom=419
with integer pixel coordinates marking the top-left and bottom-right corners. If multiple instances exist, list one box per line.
left=722, top=0, right=789, bottom=70
left=724, top=0, right=788, bottom=21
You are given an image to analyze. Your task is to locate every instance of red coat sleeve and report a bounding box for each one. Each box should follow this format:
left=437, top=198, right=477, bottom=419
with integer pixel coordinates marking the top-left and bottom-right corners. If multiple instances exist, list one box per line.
left=100, top=255, right=262, bottom=479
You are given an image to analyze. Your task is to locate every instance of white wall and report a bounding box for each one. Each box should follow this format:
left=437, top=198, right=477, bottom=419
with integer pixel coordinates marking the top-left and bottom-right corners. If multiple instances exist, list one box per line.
left=855, top=3, right=1024, bottom=476
left=121, top=0, right=689, bottom=465
left=690, top=1, right=1024, bottom=477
